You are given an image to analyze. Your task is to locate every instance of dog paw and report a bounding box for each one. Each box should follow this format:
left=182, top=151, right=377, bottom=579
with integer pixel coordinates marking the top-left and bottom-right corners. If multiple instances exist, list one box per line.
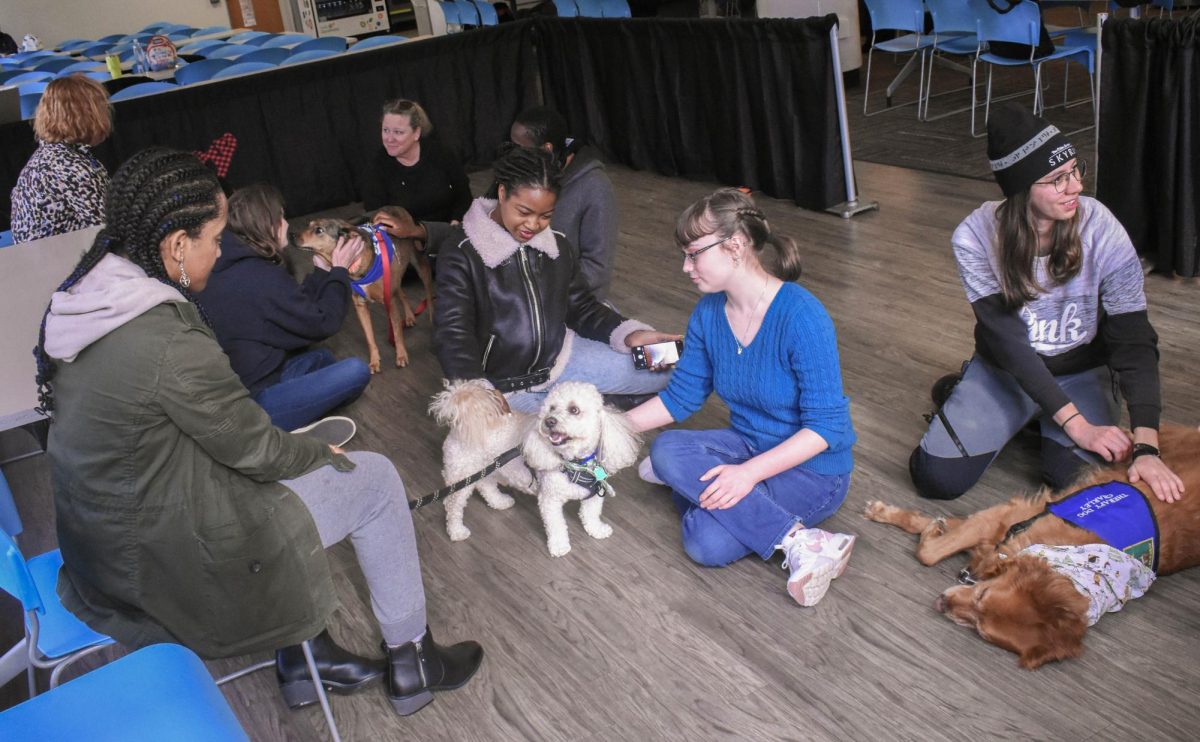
left=485, top=493, right=515, bottom=510
left=863, top=500, right=892, bottom=522
left=368, top=354, right=381, bottom=374
left=584, top=521, right=613, bottom=540
left=447, top=525, right=471, bottom=542
left=395, top=353, right=409, bottom=368
left=548, top=541, right=571, bottom=558
left=403, top=311, right=417, bottom=328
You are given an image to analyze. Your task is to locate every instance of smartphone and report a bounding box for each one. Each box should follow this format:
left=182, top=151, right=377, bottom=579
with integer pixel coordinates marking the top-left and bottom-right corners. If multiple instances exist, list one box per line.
left=632, top=340, right=683, bottom=370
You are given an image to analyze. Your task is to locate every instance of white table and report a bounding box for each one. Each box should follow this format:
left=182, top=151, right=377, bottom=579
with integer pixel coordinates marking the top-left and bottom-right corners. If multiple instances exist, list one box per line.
left=0, top=226, right=101, bottom=433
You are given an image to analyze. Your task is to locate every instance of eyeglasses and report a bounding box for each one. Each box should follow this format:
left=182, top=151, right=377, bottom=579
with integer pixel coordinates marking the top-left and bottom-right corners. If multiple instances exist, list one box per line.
left=1033, top=160, right=1087, bottom=193
left=681, top=234, right=732, bottom=264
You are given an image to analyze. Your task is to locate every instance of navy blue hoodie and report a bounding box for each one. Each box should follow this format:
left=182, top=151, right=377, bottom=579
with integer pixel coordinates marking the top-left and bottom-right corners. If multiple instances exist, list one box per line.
left=199, top=232, right=353, bottom=394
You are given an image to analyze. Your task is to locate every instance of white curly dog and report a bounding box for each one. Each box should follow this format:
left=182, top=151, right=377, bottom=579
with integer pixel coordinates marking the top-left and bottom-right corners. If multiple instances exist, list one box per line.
left=522, top=382, right=641, bottom=557
left=430, top=380, right=641, bottom=557
left=429, top=379, right=537, bottom=542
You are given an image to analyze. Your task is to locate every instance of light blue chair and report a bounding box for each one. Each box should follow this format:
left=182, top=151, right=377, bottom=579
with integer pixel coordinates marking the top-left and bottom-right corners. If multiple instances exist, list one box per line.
left=56, top=39, right=93, bottom=53
left=236, top=47, right=291, bottom=65
left=204, top=43, right=251, bottom=59
left=7, top=71, right=55, bottom=85
left=31, top=58, right=76, bottom=74
left=861, top=0, right=934, bottom=117
left=0, top=231, right=13, bottom=249
left=210, top=61, right=278, bottom=80
left=0, top=69, right=27, bottom=85
left=56, top=60, right=104, bottom=75
left=281, top=49, right=341, bottom=66
left=438, top=1, right=462, bottom=31
left=20, top=94, right=42, bottom=120
left=290, top=36, right=348, bottom=55
left=553, top=0, right=579, bottom=16
left=17, top=82, right=50, bottom=96
left=575, top=0, right=604, bottom=16
left=182, top=39, right=229, bottom=56
left=193, top=25, right=231, bottom=37
left=227, top=30, right=271, bottom=44
left=241, top=32, right=280, bottom=47
left=0, top=524, right=115, bottom=693
left=970, top=0, right=1093, bottom=135
left=109, top=81, right=179, bottom=102
left=0, top=644, right=251, bottom=741
left=922, top=0, right=983, bottom=121
left=140, top=21, right=170, bottom=33
left=96, top=33, right=126, bottom=44
left=474, top=0, right=500, bottom=24
left=261, top=33, right=312, bottom=49
left=455, top=0, right=481, bottom=25
left=600, top=0, right=632, bottom=17
left=349, top=34, right=408, bottom=52
left=173, top=58, right=235, bottom=85
left=79, top=42, right=116, bottom=59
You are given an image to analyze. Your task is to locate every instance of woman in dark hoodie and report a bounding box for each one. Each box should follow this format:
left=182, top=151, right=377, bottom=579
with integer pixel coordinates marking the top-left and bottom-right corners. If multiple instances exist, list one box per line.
left=199, top=184, right=370, bottom=439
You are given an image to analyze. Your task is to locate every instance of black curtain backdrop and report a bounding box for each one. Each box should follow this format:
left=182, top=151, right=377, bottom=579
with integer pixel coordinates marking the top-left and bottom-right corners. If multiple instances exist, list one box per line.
left=1, top=17, right=847, bottom=230
left=1097, top=16, right=1199, bottom=277
left=535, top=16, right=845, bottom=212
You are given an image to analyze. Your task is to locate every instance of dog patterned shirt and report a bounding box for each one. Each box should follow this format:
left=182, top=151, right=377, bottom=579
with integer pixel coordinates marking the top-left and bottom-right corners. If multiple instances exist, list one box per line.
left=11, top=141, right=109, bottom=243
left=1021, top=543, right=1155, bottom=626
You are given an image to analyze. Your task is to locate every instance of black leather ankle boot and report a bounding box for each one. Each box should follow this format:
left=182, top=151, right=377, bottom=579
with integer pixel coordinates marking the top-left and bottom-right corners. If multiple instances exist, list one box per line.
left=276, top=629, right=386, bottom=709
left=384, top=626, right=484, bottom=716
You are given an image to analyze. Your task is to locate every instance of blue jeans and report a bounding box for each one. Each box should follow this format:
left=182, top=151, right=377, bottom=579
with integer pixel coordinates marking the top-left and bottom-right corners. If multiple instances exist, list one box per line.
left=650, top=428, right=851, bottom=567
left=253, top=349, right=371, bottom=431
left=506, top=335, right=672, bottom=414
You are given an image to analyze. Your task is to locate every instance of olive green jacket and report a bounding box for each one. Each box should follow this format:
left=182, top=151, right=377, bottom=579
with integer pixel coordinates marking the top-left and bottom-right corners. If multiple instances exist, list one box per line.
left=49, top=301, right=350, bottom=658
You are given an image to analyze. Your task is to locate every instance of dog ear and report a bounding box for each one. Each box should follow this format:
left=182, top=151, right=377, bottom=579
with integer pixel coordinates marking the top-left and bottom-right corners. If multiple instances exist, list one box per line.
left=968, top=551, right=1012, bottom=580
left=522, top=426, right=563, bottom=472
left=1014, top=562, right=1089, bottom=670
left=428, top=379, right=458, bottom=427
left=597, top=405, right=641, bottom=472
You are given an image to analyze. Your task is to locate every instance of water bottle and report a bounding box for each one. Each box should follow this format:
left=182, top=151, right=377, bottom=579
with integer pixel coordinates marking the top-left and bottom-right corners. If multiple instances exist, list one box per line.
left=131, top=40, right=147, bottom=75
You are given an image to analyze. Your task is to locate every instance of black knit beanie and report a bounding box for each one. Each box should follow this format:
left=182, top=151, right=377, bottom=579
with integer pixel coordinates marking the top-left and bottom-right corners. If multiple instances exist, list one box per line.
left=987, top=105, right=1076, bottom=198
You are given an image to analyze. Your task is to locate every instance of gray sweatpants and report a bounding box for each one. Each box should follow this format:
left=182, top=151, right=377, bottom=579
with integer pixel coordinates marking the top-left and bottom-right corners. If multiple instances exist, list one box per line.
left=284, top=451, right=427, bottom=646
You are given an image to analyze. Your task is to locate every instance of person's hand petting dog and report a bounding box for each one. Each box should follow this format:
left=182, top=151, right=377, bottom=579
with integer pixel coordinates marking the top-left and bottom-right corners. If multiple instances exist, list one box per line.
left=697, top=462, right=760, bottom=510
left=373, top=211, right=426, bottom=240
left=1129, top=449, right=1185, bottom=503
left=313, top=233, right=364, bottom=272
left=1062, top=415, right=1131, bottom=463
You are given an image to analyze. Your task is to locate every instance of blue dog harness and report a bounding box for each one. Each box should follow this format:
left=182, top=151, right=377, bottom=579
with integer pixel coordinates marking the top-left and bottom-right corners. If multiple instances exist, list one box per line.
left=1046, top=481, right=1160, bottom=572
left=350, top=226, right=395, bottom=300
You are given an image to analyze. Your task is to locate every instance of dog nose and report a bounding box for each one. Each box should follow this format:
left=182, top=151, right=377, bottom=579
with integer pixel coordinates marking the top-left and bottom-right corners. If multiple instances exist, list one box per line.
left=544, top=416, right=557, bottom=430
left=934, top=595, right=947, bottom=613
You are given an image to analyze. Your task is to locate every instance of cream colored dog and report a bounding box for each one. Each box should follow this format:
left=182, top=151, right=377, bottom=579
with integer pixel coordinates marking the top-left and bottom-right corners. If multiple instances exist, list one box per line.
left=521, top=382, right=641, bottom=557
left=429, top=379, right=537, bottom=542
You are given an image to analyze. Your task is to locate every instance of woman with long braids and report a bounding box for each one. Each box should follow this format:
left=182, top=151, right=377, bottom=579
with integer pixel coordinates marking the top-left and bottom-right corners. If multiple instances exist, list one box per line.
left=626, top=188, right=857, bottom=608
left=37, top=148, right=482, bottom=717
left=909, top=105, right=1183, bottom=503
left=434, top=145, right=676, bottom=413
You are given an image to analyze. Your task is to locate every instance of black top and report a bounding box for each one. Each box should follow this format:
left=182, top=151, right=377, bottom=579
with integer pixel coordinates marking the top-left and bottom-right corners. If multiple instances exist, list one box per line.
left=360, top=139, right=472, bottom=222
left=198, top=232, right=353, bottom=394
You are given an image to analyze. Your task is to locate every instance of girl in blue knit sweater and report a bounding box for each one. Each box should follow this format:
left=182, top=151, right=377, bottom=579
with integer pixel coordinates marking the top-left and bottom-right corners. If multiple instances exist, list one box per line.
left=626, top=189, right=857, bottom=607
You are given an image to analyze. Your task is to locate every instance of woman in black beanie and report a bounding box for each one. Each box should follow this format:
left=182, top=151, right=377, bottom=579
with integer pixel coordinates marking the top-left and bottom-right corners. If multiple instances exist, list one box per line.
left=908, top=104, right=1183, bottom=503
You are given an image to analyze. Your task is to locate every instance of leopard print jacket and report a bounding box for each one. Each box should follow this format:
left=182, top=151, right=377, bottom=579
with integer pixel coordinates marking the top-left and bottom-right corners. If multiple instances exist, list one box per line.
left=10, top=141, right=109, bottom=243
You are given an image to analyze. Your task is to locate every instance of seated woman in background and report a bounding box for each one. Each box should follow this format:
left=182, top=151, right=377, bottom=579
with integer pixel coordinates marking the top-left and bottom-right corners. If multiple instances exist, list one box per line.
left=362, top=99, right=472, bottom=226
left=435, top=145, right=676, bottom=413
left=10, top=75, right=111, bottom=243
left=37, top=148, right=482, bottom=717
left=626, top=189, right=857, bottom=608
left=199, top=183, right=371, bottom=443
left=510, top=106, right=618, bottom=302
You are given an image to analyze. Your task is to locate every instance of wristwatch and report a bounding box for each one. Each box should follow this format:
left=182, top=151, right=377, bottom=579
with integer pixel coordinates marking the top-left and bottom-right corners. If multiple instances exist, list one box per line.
left=1131, top=443, right=1160, bottom=461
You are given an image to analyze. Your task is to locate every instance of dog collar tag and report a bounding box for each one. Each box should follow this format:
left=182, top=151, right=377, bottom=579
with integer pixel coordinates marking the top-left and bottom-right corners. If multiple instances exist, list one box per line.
left=592, top=465, right=608, bottom=482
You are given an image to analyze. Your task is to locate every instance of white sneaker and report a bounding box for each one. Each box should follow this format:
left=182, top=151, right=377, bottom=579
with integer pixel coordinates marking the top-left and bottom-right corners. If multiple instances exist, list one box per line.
left=779, top=528, right=856, bottom=607
left=292, top=416, right=357, bottom=448
left=638, top=456, right=665, bottom=485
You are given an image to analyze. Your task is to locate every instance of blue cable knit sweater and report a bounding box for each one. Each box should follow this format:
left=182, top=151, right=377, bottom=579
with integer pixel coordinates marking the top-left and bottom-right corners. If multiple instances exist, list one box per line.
left=659, top=282, right=855, bottom=476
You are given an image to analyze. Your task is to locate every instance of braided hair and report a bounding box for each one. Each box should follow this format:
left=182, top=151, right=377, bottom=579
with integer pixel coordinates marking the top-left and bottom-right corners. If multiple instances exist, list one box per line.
left=33, top=147, right=223, bottom=414
left=487, top=144, right=561, bottom=200
left=511, top=106, right=582, bottom=172
left=674, top=188, right=803, bottom=282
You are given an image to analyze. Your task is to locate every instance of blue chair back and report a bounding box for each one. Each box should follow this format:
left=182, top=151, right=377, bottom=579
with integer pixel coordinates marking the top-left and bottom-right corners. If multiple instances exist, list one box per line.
left=474, top=0, right=500, bottom=24
left=194, top=25, right=231, bottom=37
left=140, top=21, right=170, bottom=33
left=56, top=39, right=93, bottom=52
left=210, top=61, right=277, bottom=80
left=7, top=71, right=55, bottom=85
left=261, top=34, right=311, bottom=48
left=228, top=30, right=271, bottom=44
left=95, top=34, right=125, bottom=44
left=79, top=43, right=115, bottom=58
left=972, top=0, right=1039, bottom=48
left=0, top=471, right=20, bottom=537
left=281, top=49, right=340, bottom=66
left=109, top=81, right=178, bottom=101
left=0, top=231, right=13, bottom=249
left=57, top=60, right=103, bottom=75
left=439, top=0, right=462, bottom=26
left=236, top=47, right=291, bottom=65
left=862, top=0, right=926, bottom=34
left=173, top=58, right=235, bottom=85
left=0, top=69, right=25, bottom=85
left=83, top=71, right=111, bottom=82
left=243, top=33, right=282, bottom=47
left=927, top=0, right=982, bottom=37
left=17, top=82, right=50, bottom=96
left=0, top=527, right=43, bottom=615
left=182, top=39, right=228, bottom=55
left=575, top=0, right=604, bottom=16
left=553, top=0, right=579, bottom=17
left=204, top=43, right=249, bottom=59
left=350, top=35, right=408, bottom=51
left=290, top=36, right=347, bottom=55
left=32, top=58, right=76, bottom=74
left=20, top=94, right=42, bottom=120
left=455, top=0, right=481, bottom=25
left=601, top=0, right=632, bottom=17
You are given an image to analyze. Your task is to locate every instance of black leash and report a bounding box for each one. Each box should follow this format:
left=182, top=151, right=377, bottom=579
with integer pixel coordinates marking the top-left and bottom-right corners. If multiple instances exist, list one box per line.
left=408, top=446, right=523, bottom=511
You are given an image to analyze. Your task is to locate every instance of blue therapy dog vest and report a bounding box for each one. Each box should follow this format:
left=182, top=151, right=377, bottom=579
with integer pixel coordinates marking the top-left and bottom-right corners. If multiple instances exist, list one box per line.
left=1047, top=481, right=1160, bottom=572
left=350, top=226, right=395, bottom=299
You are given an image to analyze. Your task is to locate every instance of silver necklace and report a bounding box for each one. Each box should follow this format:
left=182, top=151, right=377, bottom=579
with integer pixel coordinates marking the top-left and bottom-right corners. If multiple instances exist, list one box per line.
left=730, top=278, right=771, bottom=355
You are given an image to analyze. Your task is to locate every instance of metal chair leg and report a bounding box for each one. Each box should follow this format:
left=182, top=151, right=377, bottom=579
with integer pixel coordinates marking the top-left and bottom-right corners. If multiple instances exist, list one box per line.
left=301, top=640, right=341, bottom=742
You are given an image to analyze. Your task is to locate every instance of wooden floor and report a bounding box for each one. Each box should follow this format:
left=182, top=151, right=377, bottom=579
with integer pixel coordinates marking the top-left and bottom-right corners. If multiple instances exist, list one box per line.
left=3, top=161, right=1199, bottom=740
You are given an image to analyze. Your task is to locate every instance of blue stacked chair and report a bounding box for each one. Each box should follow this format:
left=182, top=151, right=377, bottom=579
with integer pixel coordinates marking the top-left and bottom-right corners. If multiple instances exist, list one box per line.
left=228, top=30, right=271, bottom=44
left=56, top=60, right=104, bottom=76
left=31, top=58, right=76, bottom=74
left=204, top=43, right=250, bottom=59
left=600, top=0, right=632, bottom=17
left=554, top=0, right=580, bottom=16
left=281, top=49, right=341, bottom=66
left=56, top=39, right=93, bottom=53
left=173, top=58, right=235, bottom=85
left=290, top=36, right=347, bottom=54
left=261, top=33, right=312, bottom=49
left=236, top=47, right=291, bottom=65
left=7, top=71, right=55, bottom=86
left=575, top=0, right=604, bottom=16
left=474, top=0, right=500, bottom=24
left=922, top=0, right=983, bottom=121
left=861, top=0, right=934, bottom=117
left=349, top=35, right=408, bottom=52
left=210, top=61, right=278, bottom=80
left=109, top=81, right=179, bottom=102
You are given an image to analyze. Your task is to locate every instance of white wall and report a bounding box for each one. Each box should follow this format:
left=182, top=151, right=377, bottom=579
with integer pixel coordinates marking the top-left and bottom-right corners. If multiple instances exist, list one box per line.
left=1, top=0, right=230, bottom=49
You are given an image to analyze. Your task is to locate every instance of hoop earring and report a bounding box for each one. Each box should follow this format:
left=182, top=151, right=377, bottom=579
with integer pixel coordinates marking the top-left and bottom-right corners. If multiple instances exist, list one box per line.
left=178, top=258, right=191, bottom=289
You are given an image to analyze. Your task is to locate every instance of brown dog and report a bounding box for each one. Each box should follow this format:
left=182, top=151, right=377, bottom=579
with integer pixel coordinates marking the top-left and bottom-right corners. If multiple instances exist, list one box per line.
left=865, top=424, right=1200, bottom=669
left=295, top=207, right=434, bottom=372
